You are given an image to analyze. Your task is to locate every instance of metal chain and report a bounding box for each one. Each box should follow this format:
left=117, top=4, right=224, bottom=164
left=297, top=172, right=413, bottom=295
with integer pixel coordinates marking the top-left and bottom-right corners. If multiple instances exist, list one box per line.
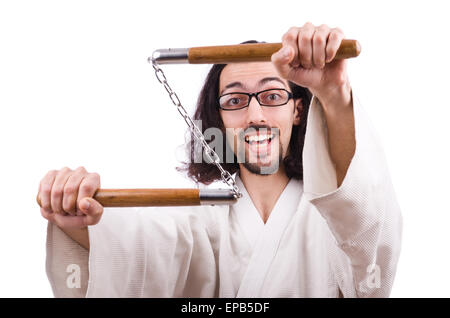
left=150, top=58, right=242, bottom=198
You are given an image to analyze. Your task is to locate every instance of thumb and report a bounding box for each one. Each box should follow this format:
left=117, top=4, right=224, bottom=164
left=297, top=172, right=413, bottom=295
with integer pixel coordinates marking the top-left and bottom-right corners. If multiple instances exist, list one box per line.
left=271, top=46, right=294, bottom=79
left=79, top=197, right=104, bottom=226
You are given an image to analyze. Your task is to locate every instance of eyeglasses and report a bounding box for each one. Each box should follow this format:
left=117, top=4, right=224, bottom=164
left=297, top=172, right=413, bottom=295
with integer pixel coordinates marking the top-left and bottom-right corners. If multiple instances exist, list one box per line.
left=218, top=88, right=293, bottom=111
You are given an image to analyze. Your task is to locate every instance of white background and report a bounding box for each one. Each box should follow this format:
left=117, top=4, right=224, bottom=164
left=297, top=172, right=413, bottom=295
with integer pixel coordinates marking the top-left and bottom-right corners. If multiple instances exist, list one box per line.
left=0, top=0, right=449, bottom=297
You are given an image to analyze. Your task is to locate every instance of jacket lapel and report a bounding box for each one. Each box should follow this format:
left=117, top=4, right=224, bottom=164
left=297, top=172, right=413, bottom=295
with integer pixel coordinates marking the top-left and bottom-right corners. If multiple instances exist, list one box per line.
left=233, top=176, right=303, bottom=297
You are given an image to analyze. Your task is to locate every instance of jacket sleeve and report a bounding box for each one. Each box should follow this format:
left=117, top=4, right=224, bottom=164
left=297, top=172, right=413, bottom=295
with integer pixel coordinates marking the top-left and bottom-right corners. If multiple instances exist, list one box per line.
left=46, top=206, right=219, bottom=297
left=302, top=93, right=403, bottom=297
left=46, top=221, right=89, bottom=297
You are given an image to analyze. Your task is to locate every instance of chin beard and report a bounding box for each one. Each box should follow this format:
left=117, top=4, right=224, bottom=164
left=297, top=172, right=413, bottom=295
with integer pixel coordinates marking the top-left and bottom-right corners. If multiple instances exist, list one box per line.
left=242, top=160, right=281, bottom=175
left=242, top=145, right=284, bottom=176
left=235, top=125, right=284, bottom=176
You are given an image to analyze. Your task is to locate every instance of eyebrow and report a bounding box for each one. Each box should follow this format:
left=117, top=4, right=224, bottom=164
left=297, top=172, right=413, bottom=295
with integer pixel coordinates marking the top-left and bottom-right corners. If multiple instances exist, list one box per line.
left=220, top=77, right=286, bottom=95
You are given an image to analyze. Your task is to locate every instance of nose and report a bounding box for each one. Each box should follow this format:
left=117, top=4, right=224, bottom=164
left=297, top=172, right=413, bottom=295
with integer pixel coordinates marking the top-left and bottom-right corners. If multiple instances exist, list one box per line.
left=245, top=95, right=267, bottom=125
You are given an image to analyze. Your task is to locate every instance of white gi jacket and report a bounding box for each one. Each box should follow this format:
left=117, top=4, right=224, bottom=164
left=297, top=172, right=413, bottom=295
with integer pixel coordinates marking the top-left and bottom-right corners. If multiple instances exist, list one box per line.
left=46, top=96, right=402, bottom=297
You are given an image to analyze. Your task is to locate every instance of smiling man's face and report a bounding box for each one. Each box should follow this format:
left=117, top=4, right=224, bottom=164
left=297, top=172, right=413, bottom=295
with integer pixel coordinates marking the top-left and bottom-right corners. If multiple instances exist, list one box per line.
left=219, top=62, right=301, bottom=175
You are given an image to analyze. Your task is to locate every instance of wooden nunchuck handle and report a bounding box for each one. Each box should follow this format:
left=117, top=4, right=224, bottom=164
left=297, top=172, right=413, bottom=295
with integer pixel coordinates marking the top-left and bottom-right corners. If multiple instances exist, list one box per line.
left=188, top=40, right=361, bottom=64
left=36, top=188, right=238, bottom=207
left=92, top=189, right=201, bottom=207
left=36, top=189, right=201, bottom=207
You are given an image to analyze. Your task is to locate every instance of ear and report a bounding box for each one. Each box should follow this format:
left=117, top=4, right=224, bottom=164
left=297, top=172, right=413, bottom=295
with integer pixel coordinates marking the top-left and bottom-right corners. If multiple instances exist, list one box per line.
left=293, top=98, right=303, bottom=126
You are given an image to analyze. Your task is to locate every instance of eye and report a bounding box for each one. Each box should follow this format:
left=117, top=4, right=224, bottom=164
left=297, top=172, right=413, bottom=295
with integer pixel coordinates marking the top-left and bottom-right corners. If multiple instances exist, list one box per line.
left=267, top=93, right=281, bottom=100
left=259, top=89, right=289, bottom=105
left=220, top=93, right=248, bottom=108
left=228, top=97, right=241, bottom=105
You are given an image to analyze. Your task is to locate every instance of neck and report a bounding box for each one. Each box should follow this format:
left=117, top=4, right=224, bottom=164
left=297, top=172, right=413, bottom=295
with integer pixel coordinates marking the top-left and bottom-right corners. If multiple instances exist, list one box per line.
left=238, top=164, right=290, bottom=224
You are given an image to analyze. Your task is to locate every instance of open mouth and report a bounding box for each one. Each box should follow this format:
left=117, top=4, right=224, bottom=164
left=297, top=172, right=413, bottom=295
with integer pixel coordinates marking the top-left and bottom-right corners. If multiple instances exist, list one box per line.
left=243, top=131, right=277, bottom=160
left=244, top=133, right=274, bottom=145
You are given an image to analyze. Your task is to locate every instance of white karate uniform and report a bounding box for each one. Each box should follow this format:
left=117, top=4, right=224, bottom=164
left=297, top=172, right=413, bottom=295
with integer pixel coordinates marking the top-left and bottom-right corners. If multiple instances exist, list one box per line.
left=46, top=95, right=402, bottom=298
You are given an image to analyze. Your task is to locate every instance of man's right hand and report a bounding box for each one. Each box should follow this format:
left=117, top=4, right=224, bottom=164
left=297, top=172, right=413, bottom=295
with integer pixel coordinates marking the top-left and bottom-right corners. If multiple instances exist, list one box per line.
left=38, top=167, right=104, bottom=230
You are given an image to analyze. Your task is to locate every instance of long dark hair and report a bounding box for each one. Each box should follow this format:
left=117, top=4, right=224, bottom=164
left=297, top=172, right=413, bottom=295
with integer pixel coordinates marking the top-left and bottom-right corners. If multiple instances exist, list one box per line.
left=178, top=41, right=312, bottom=185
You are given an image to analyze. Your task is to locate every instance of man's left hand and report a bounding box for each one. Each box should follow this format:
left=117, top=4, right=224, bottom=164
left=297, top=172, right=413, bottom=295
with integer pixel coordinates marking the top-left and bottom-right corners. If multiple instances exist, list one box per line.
left=271, top=23, right=352, bottom=109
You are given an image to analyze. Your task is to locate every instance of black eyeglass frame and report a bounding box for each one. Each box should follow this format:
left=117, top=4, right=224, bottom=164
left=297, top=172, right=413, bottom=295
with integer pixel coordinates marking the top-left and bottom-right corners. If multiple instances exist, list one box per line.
left=218, top=88, right=294, bottom=111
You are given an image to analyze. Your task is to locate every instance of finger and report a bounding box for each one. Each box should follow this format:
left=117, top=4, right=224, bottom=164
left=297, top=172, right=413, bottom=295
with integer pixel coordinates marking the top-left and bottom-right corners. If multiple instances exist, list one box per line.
left=312, top=24, right=330, bottom=69
left=298, top=22, right=315, bottom=69
left=281, top=27, right=300, bottom=67
left=38, top=170, right=58, bottom=212
left=325, top=28, right=344, bottom=63
left=62, top=167, right=87, bottom=216
left=51, top=198, right=103, bottom=228
left=80, top=197, right=103, bottom=226
left=271, top=45, right=295, bottom=80
left=51, top=212, right=88, bottom=229
left=41, top=207, right=56, bottom=223
left=50, top=167, right=72, bottom=215
left=77, top=173, right=101, bottom=212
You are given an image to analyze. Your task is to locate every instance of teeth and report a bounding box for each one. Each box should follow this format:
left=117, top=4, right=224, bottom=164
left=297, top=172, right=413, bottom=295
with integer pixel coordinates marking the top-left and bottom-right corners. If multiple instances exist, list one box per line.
left=245, top=134, right=274, bottom=143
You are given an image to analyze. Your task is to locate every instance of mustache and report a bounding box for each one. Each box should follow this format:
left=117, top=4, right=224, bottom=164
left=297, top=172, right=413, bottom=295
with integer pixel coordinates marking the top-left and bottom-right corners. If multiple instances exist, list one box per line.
left=244, top=124, right=272, bottom=131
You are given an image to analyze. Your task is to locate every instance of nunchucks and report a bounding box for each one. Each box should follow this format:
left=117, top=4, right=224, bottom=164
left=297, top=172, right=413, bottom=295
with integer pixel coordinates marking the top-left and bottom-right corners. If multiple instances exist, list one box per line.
left=37, top=40, right=360, bottom=208
left=151, top=40, right=361, bottom=64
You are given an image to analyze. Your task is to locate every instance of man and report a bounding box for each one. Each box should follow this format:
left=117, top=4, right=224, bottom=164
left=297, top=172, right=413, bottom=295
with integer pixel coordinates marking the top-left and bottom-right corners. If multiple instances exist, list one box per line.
left=39, top=23, right=402, bottom=297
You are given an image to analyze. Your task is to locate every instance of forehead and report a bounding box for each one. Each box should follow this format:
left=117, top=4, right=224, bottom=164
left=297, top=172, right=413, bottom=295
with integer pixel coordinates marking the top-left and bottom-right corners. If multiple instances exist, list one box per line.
left=219, top=62, right=289, bottom=93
